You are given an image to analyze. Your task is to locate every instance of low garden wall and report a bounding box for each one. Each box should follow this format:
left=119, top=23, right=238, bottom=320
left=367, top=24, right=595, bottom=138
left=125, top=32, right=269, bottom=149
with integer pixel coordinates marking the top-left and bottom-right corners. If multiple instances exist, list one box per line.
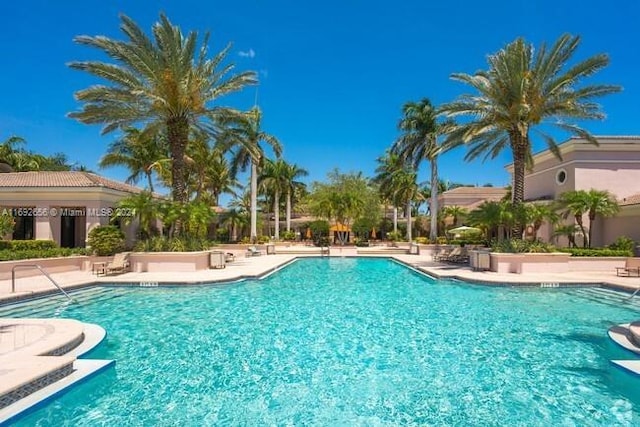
left=0, top=256, right=111, bottom=280
left=129, top=251, right=211, bottom=272
left=489, top=252, right=572, bottom=274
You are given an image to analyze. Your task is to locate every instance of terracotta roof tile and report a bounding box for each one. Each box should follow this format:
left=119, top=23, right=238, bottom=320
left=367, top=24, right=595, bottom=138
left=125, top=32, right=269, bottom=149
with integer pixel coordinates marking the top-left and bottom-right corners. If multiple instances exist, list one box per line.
left=620, top=193, right=640, bottom=206
left=0, top=171, right=145, bottom=194
left=441, top=186, right=508, bottom=196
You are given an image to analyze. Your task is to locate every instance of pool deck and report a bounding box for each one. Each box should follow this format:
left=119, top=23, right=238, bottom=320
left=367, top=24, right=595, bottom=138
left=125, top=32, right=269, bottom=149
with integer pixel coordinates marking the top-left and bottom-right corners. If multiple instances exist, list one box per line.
left=2, top=250, right=640, bottom=304
left=1, top=248, right=640, bottom=418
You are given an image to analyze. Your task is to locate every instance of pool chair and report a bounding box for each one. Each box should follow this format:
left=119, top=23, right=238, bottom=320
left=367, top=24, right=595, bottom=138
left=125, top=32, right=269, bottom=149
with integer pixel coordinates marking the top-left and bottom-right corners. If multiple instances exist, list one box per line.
left=246, top=246, right=264, bottom=257
left=105, top=252, right=131, bottom=275
left=225, top=252, right=236, bottom=263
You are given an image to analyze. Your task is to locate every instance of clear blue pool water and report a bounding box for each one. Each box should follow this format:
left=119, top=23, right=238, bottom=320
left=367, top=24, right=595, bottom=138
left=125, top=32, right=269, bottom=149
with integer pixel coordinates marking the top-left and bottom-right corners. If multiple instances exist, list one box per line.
left=3, top=257, right=640, bottom=426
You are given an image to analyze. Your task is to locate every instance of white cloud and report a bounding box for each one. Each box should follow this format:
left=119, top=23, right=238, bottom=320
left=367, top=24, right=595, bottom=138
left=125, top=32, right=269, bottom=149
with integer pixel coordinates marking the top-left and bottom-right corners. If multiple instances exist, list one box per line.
left=238, top=48, right=255, bottom=59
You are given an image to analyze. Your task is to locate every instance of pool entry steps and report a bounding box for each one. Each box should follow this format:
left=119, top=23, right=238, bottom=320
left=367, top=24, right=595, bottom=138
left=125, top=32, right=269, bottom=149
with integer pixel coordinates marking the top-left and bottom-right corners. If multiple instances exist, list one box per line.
left=609, top=320, right=640, bottom=376
left=0, top=290, right=114, bottom=424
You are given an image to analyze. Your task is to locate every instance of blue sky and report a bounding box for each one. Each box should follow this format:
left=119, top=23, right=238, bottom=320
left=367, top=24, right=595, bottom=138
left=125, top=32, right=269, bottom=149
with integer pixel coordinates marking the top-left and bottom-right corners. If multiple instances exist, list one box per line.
left=2, top=0, right=639, bottom=204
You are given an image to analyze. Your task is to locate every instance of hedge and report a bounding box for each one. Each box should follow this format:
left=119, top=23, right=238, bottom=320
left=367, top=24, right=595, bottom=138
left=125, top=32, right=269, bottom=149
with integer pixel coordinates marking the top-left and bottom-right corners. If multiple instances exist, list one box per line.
left=557, top=248, right=633, bottom=257
left=0, top=240, right=58, bottom=251
left=0, top=248, right=88, bottom=261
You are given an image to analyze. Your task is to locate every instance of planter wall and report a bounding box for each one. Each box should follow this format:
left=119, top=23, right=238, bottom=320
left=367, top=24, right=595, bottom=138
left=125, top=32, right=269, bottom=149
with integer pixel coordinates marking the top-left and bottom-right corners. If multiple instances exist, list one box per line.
left=129, top=251, right=210, bottom=273
left=567, top=257, right=627, bottom=272
left=0, top=256, right=110, bottom=280
left=489, top=252, right=571, bottom=274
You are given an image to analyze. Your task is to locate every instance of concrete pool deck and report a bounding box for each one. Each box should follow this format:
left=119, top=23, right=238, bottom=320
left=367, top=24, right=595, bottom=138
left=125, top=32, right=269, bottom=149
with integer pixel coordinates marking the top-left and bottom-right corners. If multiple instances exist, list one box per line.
left=2, top=250, right=640, bottom=303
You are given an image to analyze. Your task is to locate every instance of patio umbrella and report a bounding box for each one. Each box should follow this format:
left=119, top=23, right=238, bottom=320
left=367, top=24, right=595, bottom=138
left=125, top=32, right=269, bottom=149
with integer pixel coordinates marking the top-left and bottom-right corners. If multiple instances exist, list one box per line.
left=447, top=225, right=480, bottom=234
left=371, top=227, right=377, bottom=239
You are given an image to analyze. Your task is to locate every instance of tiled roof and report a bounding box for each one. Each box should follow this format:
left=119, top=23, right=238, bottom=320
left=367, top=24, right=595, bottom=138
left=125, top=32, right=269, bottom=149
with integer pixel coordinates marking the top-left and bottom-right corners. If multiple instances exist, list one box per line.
left=620, top=193, right=640, bottom=206
left=0, top=171, right=145, bottom=194
left=441, top=186, right=508, bottom=196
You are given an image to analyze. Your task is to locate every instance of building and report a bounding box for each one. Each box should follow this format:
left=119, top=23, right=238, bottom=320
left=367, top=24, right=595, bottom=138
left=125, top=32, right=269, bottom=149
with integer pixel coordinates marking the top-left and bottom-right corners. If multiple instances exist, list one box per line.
left=438, top=186, right=508, bottom=211
left=510, top=136, right=640, bottom=246
left=0, top=171, right=149, bottom=247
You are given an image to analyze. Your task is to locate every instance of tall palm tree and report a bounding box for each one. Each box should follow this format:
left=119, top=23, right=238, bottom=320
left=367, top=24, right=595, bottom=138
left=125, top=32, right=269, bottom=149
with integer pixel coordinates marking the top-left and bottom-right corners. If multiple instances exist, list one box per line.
left=259, top=158, right=289, bottom=239
left=68, top=13, right=256, bottom=209
left=373, top=151, right=405, bottom=234
left=557, top=189, right=619, bottom=248
left=99, top=128, right=167, bottom=192
left=392, top=98, right=454, bottom=241
left=223, top=107, right=282, bottom=242
left=282, top=161, right=308, bottom=232
left=441, top=34, right=620, bottom=236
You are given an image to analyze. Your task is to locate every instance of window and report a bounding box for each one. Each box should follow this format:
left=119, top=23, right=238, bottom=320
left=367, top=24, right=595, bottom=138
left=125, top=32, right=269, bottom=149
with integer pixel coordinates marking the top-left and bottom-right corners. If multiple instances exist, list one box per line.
left=556, top=169, right=567, bottom=185
left=13, top=215, right=34, bottom=240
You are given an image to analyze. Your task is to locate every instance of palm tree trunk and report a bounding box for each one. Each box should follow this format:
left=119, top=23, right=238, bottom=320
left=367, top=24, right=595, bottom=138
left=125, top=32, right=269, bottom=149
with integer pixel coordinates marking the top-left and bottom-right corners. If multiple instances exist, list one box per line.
left=393, top=207, right=398, bottom=234
left=510, top=133, right=528, bottom=239
left=429, top=157, right=438, bottom=241
left=274, top=190, right=280, bottom=239
left=250, top=160, right=258, bottom=243
left=286, top=189, right=292, bottom=232
left=146, top=172, right=154, bottom=193
left=167, top=117, right=189, bottom=237
left=406, top=199, right=413, bottom=241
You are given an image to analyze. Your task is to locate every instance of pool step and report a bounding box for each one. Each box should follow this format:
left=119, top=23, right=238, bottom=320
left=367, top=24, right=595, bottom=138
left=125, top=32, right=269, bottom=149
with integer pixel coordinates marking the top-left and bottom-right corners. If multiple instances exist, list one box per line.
left=0, top=287, right=117, bottom=318
left=570, top=287, right=640, bottom=309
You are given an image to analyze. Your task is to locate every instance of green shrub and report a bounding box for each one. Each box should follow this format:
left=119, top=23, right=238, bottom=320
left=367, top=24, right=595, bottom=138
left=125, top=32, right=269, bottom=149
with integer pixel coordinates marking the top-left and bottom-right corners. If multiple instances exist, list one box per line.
left=415, top=237, right=430, bottom=244
left=387, top=231, right=404, bottom=242
left=10, top=240, right=57, bottom=250
left=608, top=236, right=635, bottom=252
left=257, top=235, right=270, bottom=244
left=353, top=238, right=369, bottom=247
left=491, top=238, right=555, bottom=253
left=314, top=236, right=331, bottom=247
left=281, top=230, right=296, bottom=241
left=557, top=248, right=632, bottom=257
left=0, top=214, right=15, bottom=237
left=0, top=248, right=88, bottom=261
left=308, top=220, right=330, bottom=238
left=133, top=236, right=213, bottom=252
left=87, top=225, right=126, bottom=256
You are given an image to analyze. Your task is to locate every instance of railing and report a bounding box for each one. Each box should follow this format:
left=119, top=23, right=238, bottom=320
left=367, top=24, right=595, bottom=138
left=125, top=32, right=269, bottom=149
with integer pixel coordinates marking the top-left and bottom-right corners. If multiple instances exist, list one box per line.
left=11, top=264, right=72, bottom=300
left=627, top=287, right=640, bottom=301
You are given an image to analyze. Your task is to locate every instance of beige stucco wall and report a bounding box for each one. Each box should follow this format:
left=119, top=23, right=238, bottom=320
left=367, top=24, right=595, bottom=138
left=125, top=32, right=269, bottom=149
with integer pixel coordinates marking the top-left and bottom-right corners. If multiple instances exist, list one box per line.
left=0, top=188, right=134, bottom=247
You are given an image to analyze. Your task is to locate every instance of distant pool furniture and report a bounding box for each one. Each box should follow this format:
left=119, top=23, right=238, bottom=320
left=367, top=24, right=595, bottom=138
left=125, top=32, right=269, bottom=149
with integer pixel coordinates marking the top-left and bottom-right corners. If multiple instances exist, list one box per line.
left=616, top=257, right=640, bottom=277
left=105, top=252, right=131, bottom=276
left=225, top=253, right=235, bottom=263
left=246, top=246, right=264, bottom=257
left=92, top=261, right=107, bottom=276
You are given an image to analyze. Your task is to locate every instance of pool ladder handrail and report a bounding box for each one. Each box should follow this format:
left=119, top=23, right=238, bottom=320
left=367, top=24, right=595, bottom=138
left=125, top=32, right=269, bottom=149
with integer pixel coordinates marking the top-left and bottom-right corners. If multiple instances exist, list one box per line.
left=627, top=286, right=640, bottom=300
left=11, top=264, right=72, bottom=300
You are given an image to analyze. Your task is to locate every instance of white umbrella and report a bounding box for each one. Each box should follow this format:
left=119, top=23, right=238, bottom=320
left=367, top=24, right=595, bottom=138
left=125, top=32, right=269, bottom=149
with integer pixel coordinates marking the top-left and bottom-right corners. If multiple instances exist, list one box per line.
left=447, top=225, right=480, bottom=234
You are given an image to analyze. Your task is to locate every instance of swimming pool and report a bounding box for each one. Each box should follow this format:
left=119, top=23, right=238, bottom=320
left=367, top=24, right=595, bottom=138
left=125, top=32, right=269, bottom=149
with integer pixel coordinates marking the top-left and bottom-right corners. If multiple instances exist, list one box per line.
left=3, top=257, right=640, bottom=425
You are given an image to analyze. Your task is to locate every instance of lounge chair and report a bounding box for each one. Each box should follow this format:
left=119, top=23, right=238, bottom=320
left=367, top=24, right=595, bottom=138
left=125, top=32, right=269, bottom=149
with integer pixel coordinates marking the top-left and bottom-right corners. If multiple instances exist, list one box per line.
left=105, top=252, right=130, bottom=275
left=225, top=252, right=235, bottom=263
left=616, top=257, right=640, bottom=277
left=246, top=246, right=264, bottom=257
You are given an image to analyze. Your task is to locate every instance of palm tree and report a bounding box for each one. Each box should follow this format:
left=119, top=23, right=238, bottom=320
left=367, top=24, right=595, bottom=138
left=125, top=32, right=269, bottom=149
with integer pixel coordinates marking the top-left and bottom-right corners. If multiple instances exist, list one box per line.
left=115, top=191, right=159, bottom=238
left=259, top=158, right=289, bottom=239
left=100, top=128, right=166, bottom=192
left=441, top=34, right=620, bottom=236
left=0, top=136, right=39, bottom=171
left=467, top=200, right=512, bottom=241
left=391, top=99, right=454, bottom=242
left=223, top=107, right=282, bottom=243
left=523, top=202, right=558, bottom=240
left=68, top=13, right=256, bottom=209
left=222, top=209, right=247, bottom=242
left=557, top=189, right=620, bottom=247
left=442, top=205, right=468, bottom=228
left=282, top=162, right=308, bottom=232
left=373, top=151, right=405, bottom=234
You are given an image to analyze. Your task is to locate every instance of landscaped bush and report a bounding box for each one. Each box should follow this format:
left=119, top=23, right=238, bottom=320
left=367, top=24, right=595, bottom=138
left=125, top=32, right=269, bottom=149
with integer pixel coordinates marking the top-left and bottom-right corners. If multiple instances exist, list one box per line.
left=353, top=238, right=369, bottom=247
left=257, top=235, right=270, bottom=244
left=308, top=220, right=330, bottom=239
left=313, top=236, right=331, bottom=247
left=557, top=248, right=632, bottom=257
left=2, top=240, right=58, bottom=251
left=491, top=238, right=555, bottom=253
left=0, top=214, right=15, bottom=237
left=87, top=225, right=126, bottom=256
left=281, top=230, right=296, bottom=241
left=608, top=236, right=635, bottom=252
left=0, top=248, right=88, bottom=261
left=133, top=236, right=214, bottom=252
left=386, top=231, right=404, bottom=242
left=415, top=237, right=430, bottom=244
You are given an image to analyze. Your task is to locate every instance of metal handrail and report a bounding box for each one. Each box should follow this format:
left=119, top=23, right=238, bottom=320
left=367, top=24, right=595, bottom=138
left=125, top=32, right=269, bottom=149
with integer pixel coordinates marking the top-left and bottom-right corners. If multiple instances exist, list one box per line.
left=627, top=287, right=640, bottom=301
left=12, top=264, right=72, bottom=300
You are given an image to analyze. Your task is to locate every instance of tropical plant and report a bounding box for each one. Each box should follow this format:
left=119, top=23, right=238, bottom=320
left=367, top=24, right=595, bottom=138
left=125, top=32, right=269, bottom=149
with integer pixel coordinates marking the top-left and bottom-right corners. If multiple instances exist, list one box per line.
left=373, top=151, right=403, bottom=234
left=0, top=214, right=15, bottom=238
left=552, top=224, right=581, bottom=248
left=87, top=225, right=125, bottom=256
left=68, top=13, right=256, bottom=213
left=557, top=189, right=620, bottom=247
left=442, top=205, right=468, bottom=228
left=221, top=209, right=247, bottom=242
left=523, top=202, right=558, bottom=240
left=114, top=191, right=160, bottom=239
left=608, top=236, right=635, bottom=252
left=259, top=158, right=288, bottom=239
left=441, top=34, right=620, bottom=236
left=223, top=107, right=282, bottom=242
left=392, top=98, right=454, bottom=241
left=0, top=136, right=39, bottom=171
left=282, top=161, right=308, bottom=232
left=100, top=128, right=167, bottom=192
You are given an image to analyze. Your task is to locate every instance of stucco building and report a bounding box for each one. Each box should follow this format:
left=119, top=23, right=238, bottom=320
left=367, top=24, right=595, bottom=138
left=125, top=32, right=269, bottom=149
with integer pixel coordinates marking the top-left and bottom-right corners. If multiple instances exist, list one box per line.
left=0, top=171, right=146, bottom=247
left=509, top=136, right=640, bottom=246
